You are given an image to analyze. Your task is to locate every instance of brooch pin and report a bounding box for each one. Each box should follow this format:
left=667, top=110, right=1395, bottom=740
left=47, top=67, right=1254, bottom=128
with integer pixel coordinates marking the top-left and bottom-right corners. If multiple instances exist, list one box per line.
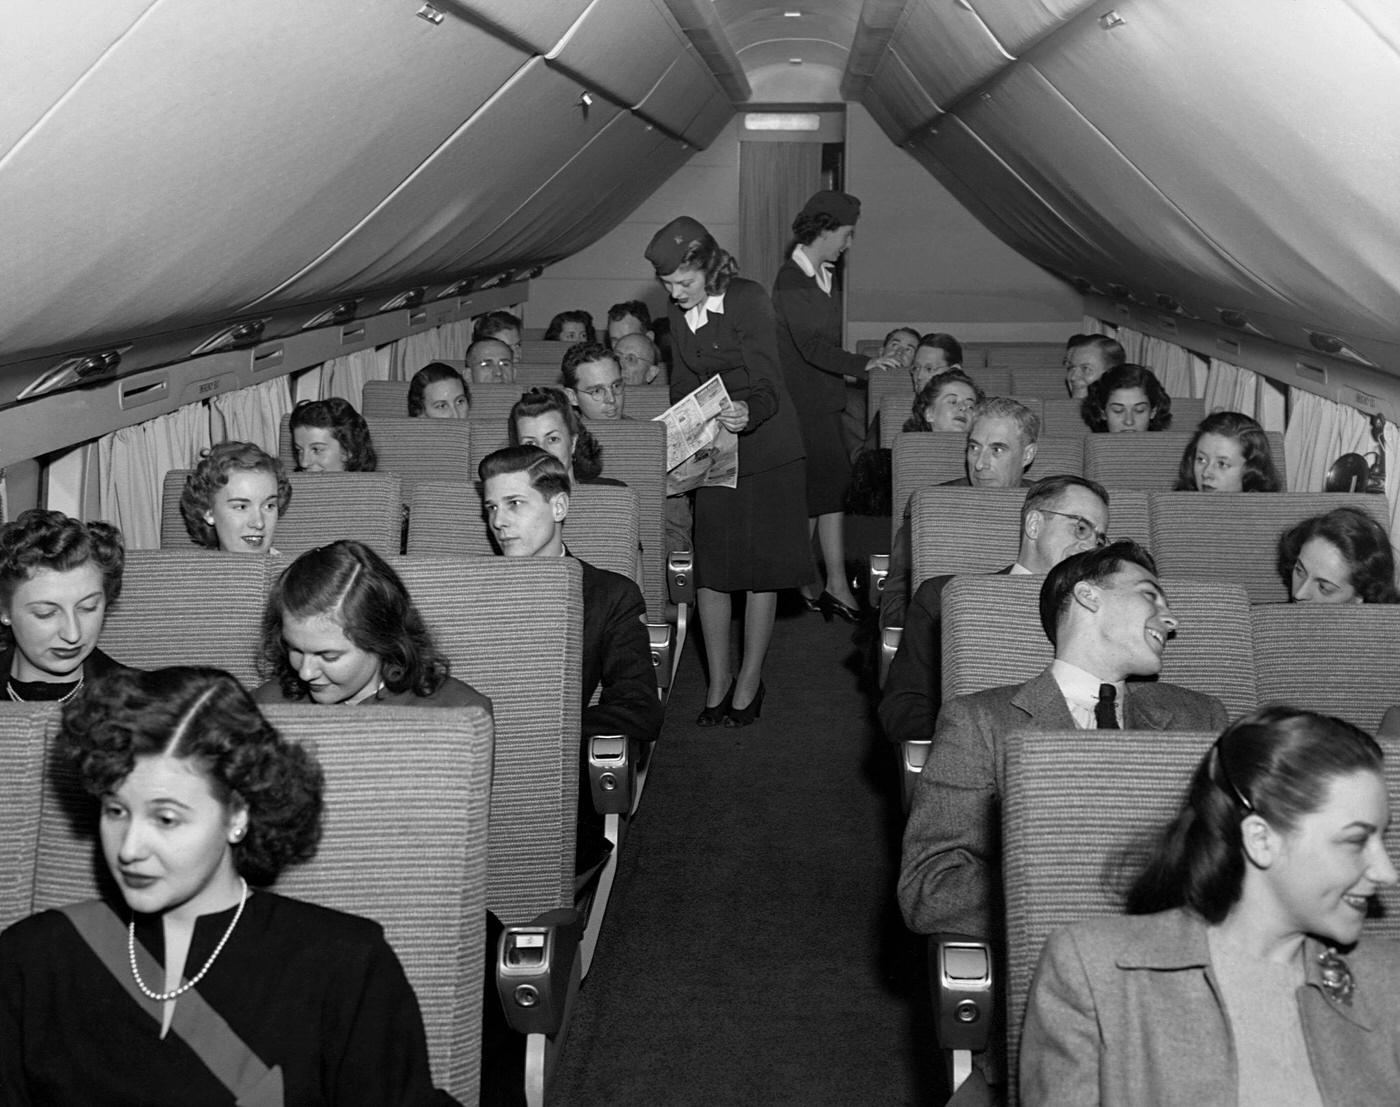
left=1317, top=948, right=1354, bottom=1006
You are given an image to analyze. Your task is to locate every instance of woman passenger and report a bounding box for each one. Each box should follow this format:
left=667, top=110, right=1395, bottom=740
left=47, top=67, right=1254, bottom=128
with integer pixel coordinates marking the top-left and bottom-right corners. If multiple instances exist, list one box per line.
left=508, top=387, right=617, bottom=485
left=901, top=369, right=985, bottom=434
left=645, top=215, right=813, bottom=726
left=1173, top=411, right=1281, bottom=492
left=289, top=398, right=377, bottom=473
left=408, top=362, right=471, bottom=420
left=0, top=666, right=454, bottom=1104
left=256, top=539, right=490, bottom=710
left=180, top=441, right=290, bottom=554
left=1277, top=507, right=1399, bottom=604
left=0, top=509, right=129, bottom=702
left=1021, top=706, right=1400, bottom=1104
left=1081, top=364, right=1172, bottom=433
left=544, top=310, right=595, bottom=344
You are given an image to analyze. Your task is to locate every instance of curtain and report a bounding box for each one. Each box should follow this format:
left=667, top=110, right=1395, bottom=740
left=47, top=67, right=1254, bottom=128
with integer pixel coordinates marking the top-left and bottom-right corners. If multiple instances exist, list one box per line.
left=738, top=142, right=823, bottom=290
left=97, top=402, right=211, bottom=549
left=313, top=346, right=393, bottom=406
left=389, top=325, right=457, bottom=380
left=210, top=376, right=293, bottom=457
left=1137, top=335, right=1205, bottom=398
left=1203, top=359, right=1260, bottom=418
left=1113, top=325, right=1149, bottom=365
left=1283, top=388, right=1374, bottom=494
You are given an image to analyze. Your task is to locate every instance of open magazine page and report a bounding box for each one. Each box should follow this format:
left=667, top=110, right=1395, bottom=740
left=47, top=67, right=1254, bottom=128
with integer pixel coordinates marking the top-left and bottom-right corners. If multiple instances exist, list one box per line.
left=654, top=376, right=740, bottom=494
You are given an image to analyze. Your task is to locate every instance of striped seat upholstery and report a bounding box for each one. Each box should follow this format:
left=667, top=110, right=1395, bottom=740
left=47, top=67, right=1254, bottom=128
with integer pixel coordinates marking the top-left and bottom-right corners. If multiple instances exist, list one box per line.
left=361, top=379, right=412, bottom=419
left=868, top=370, right=915, bottom=429
left=390, top=556, right=582, bottom=923
left=407, top=481, right=643, bottom=587
left=102, top=550, right=267, bottom=684
left=907, top=489, right=1151, bottom=592
left=878, top=395, right=1045, bottom=449
left=1252, top=604, right=1400, bottom=733
left=966, top=366, right=1015, bottom=396
left=587, top=420, right=666, bottom=619
left=1086, top=429, right=1285, bottom=492
left=276, top=415, right=473, bottom=493
left=1005, top=365, right=1070, bottom=400
left=1148, top=491, right=1385, bottom=603
left=160, top=470, right=404, bottom=558
left=1037, top=397, right=1089, bottom=437
left=0, top=704, right=55, bottom=930
left=984, top=344, right=1064, bottom=370
left=31, top=703, right=491, bottom=1104
left=940, top=575, right=1258, bottom=718
left=891, top=434, right=1086, bottom=535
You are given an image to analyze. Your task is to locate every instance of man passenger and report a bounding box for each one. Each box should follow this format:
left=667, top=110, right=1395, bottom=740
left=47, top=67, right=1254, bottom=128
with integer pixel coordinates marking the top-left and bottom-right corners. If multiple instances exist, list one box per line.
left=465, top=338, right=516, bottom=385
left=474, top=310, right=522, bottom=363
left=605, top=300, right=653, bottom=346
left=880, top=326, right=920, bottom=371
left=911, top=333, right=963, bottom=394
left=880, top=475, right=1110, bottom=744
left=1063, top=333, right=1125, bottom=399
left=614, top=332, right=662, bottom=386
left=562, top=341, right=626, bottom=421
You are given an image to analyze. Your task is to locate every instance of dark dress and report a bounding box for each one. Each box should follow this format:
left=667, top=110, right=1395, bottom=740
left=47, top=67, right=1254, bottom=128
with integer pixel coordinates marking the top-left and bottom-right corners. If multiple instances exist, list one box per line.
left=668, top=278, right=814, bottom=592
left=0, top=644, right=129, bottom=701
left=772, top=256, right=869, bottom=515
left=0, top=891, right=454, bottom=1105
left=253, top=674, right=492, bottom=710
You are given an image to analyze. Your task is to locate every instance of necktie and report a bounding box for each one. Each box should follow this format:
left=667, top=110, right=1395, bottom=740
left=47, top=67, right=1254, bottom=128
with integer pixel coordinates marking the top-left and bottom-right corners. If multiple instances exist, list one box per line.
left=1095, top=684, right=1119, bottom=730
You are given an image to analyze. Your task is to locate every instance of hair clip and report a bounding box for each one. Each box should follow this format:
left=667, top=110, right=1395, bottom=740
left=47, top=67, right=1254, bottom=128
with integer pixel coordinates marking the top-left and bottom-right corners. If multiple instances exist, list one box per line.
left=1317, top=947, right=1354, bottom=1006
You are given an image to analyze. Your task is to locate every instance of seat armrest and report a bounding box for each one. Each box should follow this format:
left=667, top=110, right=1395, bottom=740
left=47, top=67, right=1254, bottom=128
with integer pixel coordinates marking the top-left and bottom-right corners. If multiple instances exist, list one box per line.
left=868, top=552, right=890, bottom=608
left=587, top=734, right=635, bottom=815
left=497, top=908, right=584, bottom=1037
left=666, top=549, right=695, bottom=605
left=900, top=740, right=930, bottom=813
left=647, top=623, right=674, bottom=691
left=930, top=932, right=993, bottom=1093
left=878, top=624, right=903, bottom=688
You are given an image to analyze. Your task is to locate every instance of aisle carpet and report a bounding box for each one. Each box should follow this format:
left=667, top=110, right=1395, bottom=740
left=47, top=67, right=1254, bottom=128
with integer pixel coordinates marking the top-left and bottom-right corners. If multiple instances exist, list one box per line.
left=552, top=600, right=945, bottom=1105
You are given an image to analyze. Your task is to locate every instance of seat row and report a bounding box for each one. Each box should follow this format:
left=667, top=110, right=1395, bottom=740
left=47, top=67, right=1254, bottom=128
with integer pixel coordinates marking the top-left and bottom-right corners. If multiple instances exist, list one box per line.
left=359, top=378, right=672, bottom=423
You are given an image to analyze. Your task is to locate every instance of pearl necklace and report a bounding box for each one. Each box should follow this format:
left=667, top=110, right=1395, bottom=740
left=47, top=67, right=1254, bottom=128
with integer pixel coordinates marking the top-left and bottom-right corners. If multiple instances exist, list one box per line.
left=5, top=673, right=84, bottom=704
left=128, top=879, right=248, bottom=1002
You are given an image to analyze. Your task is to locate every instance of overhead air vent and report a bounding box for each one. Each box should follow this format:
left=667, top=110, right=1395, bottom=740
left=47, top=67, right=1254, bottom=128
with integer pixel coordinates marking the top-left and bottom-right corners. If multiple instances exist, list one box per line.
left=437, top=280, right=468, bottom=299
left=301, top=300, right=360, bottom=330
left=16, top=346, right=129, bottom=402
left=1219, top=309, right=1249, bottom=329
left=189, top=318, right=269, bottom=357
left=526, top=266, right=546, bottom=280
left=379, top=287, right=425, bottom=313
left=1099, top=11, right=1126, bottom=29
left=1156, top=294, right=1181, bottom=313
left=1305, top=330, right=1377, bottom=367
left=1106, top=282, right=1132, bottom=301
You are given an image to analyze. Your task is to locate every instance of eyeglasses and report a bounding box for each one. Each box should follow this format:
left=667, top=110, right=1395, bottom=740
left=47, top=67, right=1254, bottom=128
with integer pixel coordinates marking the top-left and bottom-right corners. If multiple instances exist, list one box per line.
left=617, top=352, right=651, bottom=365
left=473, top=358, right=514, bottom=370
left=579, top=380, right=625, bottom=401
left=1038, top=509, right=1108, bottom=547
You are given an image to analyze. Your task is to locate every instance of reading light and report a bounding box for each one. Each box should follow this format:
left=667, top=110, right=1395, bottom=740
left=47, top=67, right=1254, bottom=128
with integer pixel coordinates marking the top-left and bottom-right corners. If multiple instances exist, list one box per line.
left=784, top=10, right=801, bottom=16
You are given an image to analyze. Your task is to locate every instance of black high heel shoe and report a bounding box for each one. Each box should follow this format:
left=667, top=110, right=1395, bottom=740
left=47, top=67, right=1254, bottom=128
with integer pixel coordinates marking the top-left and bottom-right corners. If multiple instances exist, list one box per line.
left=799, top=592, right=823, bottom=614
left=696, top=680, right=735, bottom=727
left=724, top=682, right=765, bottom=727
left=817, top=591, right=861, bottom=624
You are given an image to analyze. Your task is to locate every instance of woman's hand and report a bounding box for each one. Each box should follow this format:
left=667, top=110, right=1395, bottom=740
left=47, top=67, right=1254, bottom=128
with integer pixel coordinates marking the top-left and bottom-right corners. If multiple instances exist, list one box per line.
left=717, top=399, right=750, bottom=432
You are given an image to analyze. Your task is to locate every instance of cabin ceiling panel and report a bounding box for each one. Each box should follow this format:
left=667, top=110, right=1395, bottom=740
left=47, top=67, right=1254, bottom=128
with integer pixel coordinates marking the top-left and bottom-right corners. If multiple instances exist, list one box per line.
left=862, top=49, right=942, bottom=145
left=453, top=0, right=593, bottom=53
left=636, top=56, right=733, bottom=147
left=886, top=0, right=1008, bottom=112
left=1027, top=0, right=1400, bottom=339
left=247, top=59, right=629, bottom=302
left=0, top=1, right=532, bottom=359
left=0, top=0, right=154, bottom=155
left=969, top=0, right=1098, bottom=55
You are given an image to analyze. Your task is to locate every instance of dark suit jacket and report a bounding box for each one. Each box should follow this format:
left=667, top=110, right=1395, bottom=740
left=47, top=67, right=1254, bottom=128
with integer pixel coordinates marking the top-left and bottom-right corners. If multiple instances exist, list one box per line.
left=879, top=566, right=1015, bottom=743
left=578, top=557, right=663, bottom=744
left=897, top=668, right=1228, bottom=939
left=771, top=258, right=866, bottom=418
left=667, top=277, right=805, bottom=477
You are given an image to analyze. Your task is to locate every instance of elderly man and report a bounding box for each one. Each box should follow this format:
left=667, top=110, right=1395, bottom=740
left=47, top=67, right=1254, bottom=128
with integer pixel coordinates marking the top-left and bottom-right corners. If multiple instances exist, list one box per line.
left=464, top=337, right=515, bottom=385
left=880, top=397, right=1041, bottom=628
left=880, top=475, right=1110, bottom=744
left=1063, top=333, right=1126, bottom=399
left=614, top=332, right=662, bottom=386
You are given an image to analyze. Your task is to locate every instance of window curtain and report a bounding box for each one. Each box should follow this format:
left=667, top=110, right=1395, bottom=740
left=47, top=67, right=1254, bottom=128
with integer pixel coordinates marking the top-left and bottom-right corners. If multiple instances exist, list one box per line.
left=738, top=142, right=823, bottom=292
left=1203, top=359, right=1260, bottom=418
left=310, top=346, right=393, bottom=406
left=210, top=376, right=293, bottom=457
left=97, top=401, right=211, bottom=549
left=387, top=319, right=475, bottom=381
left=1137, top=335, right=1205, bottom=398
left=1283, top=388, right=1376, bottom=494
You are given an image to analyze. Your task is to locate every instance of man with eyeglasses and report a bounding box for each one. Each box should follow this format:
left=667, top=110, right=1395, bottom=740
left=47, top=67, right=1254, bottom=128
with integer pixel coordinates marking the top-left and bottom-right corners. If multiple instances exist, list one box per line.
left=613, top=333, right=663, bottom=386
left=464, top=337, right=516, bottom=385
left=562, top=341, right=627, bottom=421
left=880, top=475, right=1110, bottom=747
left=898, top=540, right=1227, bottom=1099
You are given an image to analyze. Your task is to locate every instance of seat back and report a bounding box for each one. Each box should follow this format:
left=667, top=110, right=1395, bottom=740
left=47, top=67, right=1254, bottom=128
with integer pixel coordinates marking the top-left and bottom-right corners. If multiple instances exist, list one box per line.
left=1086, top=429, right=1285, bottom=492
left=878, top=396, right=1045, bottom=449
left=587, top=420, right=667, bottom=618
left=161, top=470, right=404, bottom=558
left=1147, top=491, right=1386, bottom=603
left=907, top=489, right=1151, bottom=593
left=369, top=418, right=474, bottom=494
left=0, top=704, right=55, bottom=930
left=102, top=549, right=268, bottom=685
left=1040, top=397, right=1207, bottom=438
left=1006, top=365, right=1072, bottom=400
left=407, top=481, right=643, bottom=587
left=891, top=434, right=1086, bottom=535
left=940, top=575, right=1258, bottom=718
left=1037, top=397, right=1090, bottom=437
left=361, top=378, right=412, bottom=419
left=1252, top=604, right=1400, bottom=733
left=869, top=370, right=915, bottom=429
left=389, top=556, right=582, bottom=923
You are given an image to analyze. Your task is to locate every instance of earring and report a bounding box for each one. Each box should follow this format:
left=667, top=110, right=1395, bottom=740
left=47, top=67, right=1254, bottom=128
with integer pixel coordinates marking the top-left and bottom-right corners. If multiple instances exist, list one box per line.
left=230, top=826, right=246, bottom=843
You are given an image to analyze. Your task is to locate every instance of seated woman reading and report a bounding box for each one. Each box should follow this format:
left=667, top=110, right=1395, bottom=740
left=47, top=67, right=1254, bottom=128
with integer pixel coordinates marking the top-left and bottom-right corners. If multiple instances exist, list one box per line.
left=1173, top=410, right=1282, bottom=492
left=0, top=666, right=457, bottom=1105
left=1022, top=706, right=1400, bottom=1105
left=180, top=441, right=290, bottom=554
left=0, top=508, right=130, bottom=702
left=256, top=539, right=490, bottom=710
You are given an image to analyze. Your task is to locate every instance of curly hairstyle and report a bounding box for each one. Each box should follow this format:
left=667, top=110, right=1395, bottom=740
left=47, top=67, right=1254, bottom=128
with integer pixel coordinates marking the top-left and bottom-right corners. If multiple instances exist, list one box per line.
left=0, top=509, right=125, bottom=611
left=663, top=231, right=740, bottom=296
left=260, top=540, right=450, bottom=701
left=1277, top=507, right=1400, bottom=604
left=289, top=398, right=377, bottom=472
left=472, top=310, right=521, bottom=343
left=1125, top=706, right=1384, bottom=922
left=1173, top=411, right=1281, bottom=492
left=544, top=310, right=596, bottom=343
left=63, top=666, right=323, bottom=886
left=559, top=342, right=620, bottom=392
left=478, top=445, right=572, bottom=500
left=508, top=387, right=604, bottom=482
left=1081, top=364, right=1173, bottom=432
left=407, top=362, right=471, bottom=418
left=180, top=441, right=291, bottom=549
left=902, top=369, right=985, bottom=433
left=791, top=210, right=845, bottom=245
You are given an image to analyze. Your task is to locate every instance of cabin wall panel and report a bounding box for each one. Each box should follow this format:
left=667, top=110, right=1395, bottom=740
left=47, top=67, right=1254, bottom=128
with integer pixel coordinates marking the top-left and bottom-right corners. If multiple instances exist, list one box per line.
left=457, top=0, right=592, bottom=52
left=971, top=0, right=1097, bottom=54
left=862, top=48, right=942, bottom=144
left=546, top=0, right=694, bottom=114
left=886, top=1, right=1006, bottom=111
